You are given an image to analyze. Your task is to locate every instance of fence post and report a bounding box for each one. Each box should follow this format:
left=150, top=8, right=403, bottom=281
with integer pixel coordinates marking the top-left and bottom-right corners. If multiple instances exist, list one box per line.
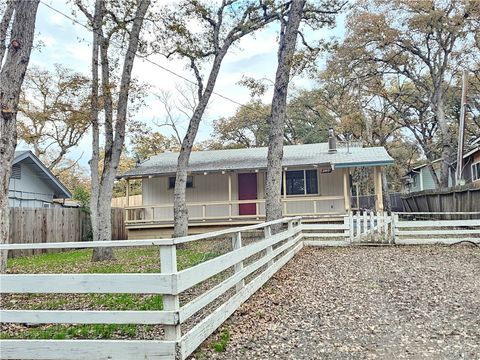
left=382, top=211, right=388, bottom=243
left=231, top=231, right=244, bottom=292
left=363, top=211, right=367, bottom=238
left=344, top=215, right=350, bottom=242
left=356, top=211, right=360, bottom=242
left=369, top=211, right=374, bottom=242
left=349, top=212, right=353, bottom=243
left=264, top=225, right=273, bottom=267
left=160, top=244, right=181, bottom=341
left=391, top=213, right=398, bottom=244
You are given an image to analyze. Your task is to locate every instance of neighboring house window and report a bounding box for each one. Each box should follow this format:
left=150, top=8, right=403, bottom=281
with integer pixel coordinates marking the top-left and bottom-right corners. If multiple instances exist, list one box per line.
left=472, top=162, right=480, bottom=182
left=283, top=169, right=318, bottom=195
left=11, top=164, right=21, bottom=179
left=168, top=176, right=193, bottom=189
left=412, top=174, right=418, bottom=188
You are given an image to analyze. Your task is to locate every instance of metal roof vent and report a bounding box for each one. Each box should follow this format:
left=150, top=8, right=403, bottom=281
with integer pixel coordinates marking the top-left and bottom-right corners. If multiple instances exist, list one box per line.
left=11, top=164, right=21, bottom=179
left=328, top=128, right=337, bottom=154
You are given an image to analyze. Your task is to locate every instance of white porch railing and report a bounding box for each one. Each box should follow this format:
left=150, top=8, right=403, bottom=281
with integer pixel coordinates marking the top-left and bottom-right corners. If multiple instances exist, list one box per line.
left=125, top=196, right=345, bottom=225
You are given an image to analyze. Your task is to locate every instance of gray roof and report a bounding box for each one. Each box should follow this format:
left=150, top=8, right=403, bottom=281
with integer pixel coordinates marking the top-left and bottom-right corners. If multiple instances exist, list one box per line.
left=13, top=150, right=72, bottom=198
left=121, top=142, right=394, bottom=178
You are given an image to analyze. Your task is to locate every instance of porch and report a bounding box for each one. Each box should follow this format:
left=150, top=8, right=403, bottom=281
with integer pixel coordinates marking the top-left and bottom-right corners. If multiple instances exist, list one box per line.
left=123, top=166, right=386, bottom=238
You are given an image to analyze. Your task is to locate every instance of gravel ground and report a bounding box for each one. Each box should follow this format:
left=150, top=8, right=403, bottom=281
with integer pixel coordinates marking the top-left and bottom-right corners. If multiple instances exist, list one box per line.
left=199, top=245, right=480, bottom=360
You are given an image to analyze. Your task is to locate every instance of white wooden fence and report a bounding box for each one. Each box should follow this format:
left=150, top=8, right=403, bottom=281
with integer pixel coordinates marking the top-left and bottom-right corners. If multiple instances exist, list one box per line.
left=351, top=211, right=394, bottom=244
left=0, top=217, right=303, bottom=360
left=393, top=212, right=480, bottom=245
left=1, top=212, right=479, bottom=359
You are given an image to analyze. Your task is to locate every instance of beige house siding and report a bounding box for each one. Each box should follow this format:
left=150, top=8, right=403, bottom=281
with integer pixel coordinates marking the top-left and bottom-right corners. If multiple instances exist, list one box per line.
left=141, top=168, right=346, bottom=220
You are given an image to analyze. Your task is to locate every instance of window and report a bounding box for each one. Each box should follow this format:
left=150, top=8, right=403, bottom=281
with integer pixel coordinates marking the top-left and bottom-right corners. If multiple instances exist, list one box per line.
left=412, top=174, right=418, bottom=188
left=282, top=169, right=318, bottom=195
left=472, top=162, right=480, bottom=182
left=168, top=175, right=194, bottom=189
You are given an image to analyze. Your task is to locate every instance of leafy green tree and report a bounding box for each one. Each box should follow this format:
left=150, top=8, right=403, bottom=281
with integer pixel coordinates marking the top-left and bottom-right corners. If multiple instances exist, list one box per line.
left=338, top=0, right=479, bottom=188
left=18, top=64, right=90, bottom=171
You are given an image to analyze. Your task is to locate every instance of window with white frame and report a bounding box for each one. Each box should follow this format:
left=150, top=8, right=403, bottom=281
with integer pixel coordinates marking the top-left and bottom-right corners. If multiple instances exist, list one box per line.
left=472, top=162, right=480, bottom=182
left=282, top=169, right=318, bottom=195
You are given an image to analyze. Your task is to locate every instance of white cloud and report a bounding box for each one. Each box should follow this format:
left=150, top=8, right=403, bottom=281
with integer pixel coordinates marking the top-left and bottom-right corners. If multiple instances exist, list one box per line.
left=48, top=13, right=66, bottom=26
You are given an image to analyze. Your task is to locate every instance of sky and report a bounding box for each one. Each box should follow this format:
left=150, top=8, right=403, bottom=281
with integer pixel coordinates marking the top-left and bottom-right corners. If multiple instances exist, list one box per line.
left=21, top=0, right=346, bottom=169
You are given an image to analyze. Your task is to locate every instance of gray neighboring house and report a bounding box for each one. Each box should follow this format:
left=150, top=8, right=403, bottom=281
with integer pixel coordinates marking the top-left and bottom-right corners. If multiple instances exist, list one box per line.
left=8, top=151, right=71, bottom=208
left=403, top=159, right=455, bottom=193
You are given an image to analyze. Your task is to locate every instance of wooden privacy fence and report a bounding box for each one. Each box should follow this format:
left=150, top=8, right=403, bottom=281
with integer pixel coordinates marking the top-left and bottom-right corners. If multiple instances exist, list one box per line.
left=0, top=217, right=302, bottom=360
left=401, top=186, right=480, bottom=214
left=8, top=207, right=126, bottom=257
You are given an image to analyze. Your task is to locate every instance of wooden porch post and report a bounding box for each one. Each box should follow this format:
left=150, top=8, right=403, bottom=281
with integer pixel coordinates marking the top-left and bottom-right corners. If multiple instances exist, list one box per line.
left=374, top=166, right=384, bottom=213
left=126, top=178, right=130, bottom=207
left=343, top=169, right=351, bottom=212
left=125, top=178, right=130, bottom=221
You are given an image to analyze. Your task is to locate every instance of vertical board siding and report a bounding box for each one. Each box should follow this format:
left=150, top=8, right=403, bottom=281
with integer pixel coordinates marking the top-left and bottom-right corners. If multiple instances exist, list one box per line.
left=401, top=186, right=480, bottom=214
left=8, top=208, right=126, bottom=257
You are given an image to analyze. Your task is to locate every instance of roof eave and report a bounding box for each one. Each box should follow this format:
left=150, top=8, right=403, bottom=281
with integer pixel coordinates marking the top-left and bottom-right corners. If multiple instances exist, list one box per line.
left=14, top=151, right=72, bottom=198
left=334, top=160, right=394, bottom=168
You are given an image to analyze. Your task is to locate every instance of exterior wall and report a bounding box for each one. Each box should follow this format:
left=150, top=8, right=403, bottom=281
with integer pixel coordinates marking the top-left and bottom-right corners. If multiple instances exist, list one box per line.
left=463, top=150, right=480, bottom=183
left=8, top=163, right=55, bottom=208
left=421, top=167, right=438, bottom=190
left=140, top=167, right=346, bottom=220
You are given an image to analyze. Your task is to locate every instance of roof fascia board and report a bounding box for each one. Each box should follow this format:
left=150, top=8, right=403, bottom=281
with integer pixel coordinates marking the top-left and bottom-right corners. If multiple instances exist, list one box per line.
left=119, top=162, right=335, bottom=179
left=334, top=160, right=394, bottom=168
left=14, top=151, right=72, bottom=198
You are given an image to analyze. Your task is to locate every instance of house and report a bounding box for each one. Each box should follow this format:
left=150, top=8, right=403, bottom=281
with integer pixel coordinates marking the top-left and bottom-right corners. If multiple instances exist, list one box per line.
left=402, top=160, right=441, bottom=193
left=8, top=151, right=71, bottom=208
left=120, top=136, right=394, bottom=239
left=402, top=159, right=458, bottom=193
left=454, top=138, right=480, bottom=185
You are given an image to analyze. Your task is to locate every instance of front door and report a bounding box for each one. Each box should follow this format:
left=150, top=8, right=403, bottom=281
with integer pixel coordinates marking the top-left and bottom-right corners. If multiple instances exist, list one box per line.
left=238, top=173, right=257, bottom=216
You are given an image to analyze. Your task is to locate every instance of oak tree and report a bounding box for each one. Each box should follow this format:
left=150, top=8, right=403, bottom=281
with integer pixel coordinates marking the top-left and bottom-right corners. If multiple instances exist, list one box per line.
left=0, top=0, right=40, bottom=272
left=76, top=0, right=150, bottom=261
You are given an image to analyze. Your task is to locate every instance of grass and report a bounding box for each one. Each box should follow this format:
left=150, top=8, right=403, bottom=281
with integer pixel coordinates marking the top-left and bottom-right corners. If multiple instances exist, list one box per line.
left=210, top=329, right=230, bottom=352
left=1, top=245, right=219, bottom=340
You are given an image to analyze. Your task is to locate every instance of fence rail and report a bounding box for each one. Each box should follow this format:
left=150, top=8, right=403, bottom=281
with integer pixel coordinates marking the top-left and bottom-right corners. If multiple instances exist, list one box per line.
left=1, top=212, right=479, bottom=359
left=394, top=212, right=480, bottom=245
left=0, top=216, right=302, bottom=360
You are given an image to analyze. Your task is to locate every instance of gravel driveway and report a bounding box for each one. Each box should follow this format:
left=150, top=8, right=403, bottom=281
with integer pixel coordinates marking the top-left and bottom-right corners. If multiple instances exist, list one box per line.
left=199, top=246, right=480, bottom=360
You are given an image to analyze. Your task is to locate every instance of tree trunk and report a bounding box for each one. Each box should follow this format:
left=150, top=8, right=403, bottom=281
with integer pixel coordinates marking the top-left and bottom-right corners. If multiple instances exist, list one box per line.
left=432, top=81, right=452, bottom=188
left=382, top=170, right=391, bottom=212
left=173, top=50, right=228, bottom=238
left=88, top=0, right=150, bottom=261
left=265, top=0, right=306, bottom=224
left=88, top=0, right=102, bottom=258
left=0, top=0, right=39, bottom=273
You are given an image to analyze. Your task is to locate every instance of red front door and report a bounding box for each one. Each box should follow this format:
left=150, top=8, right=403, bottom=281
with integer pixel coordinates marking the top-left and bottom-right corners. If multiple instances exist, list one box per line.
left=238, top=173, right=257, bottom=215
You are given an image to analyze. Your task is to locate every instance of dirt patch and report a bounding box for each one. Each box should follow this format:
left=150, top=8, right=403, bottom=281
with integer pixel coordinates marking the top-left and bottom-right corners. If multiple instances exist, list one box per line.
left=199, top=246, right=480, bottom=360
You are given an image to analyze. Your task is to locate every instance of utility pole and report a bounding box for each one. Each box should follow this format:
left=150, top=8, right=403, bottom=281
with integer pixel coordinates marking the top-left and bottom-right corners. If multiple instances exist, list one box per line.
left=455, top=70, right=468, bottom=186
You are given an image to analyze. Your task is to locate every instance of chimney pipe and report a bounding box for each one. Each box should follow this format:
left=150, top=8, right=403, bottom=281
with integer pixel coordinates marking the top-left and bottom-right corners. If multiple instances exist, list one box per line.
left=328, top=128, right=337, bottom=153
